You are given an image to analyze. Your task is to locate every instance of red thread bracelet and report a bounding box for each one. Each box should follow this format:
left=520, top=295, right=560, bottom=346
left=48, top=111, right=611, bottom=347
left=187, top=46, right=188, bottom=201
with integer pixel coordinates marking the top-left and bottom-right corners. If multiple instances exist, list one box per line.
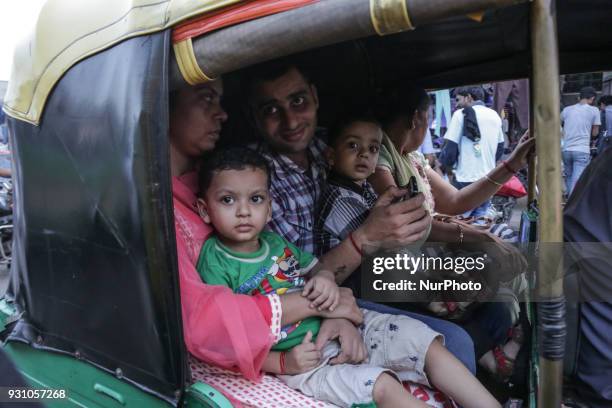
left=279, top=351, right=286, bottom=374
left=349, top=232, right=363, bottom=256
left=502, top=160, right=518, bottom=174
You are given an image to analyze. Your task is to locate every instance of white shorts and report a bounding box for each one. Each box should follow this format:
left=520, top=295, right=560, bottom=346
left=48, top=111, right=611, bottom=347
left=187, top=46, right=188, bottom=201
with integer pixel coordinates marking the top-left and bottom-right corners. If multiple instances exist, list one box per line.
left=278, top=309, right=443, bottom=407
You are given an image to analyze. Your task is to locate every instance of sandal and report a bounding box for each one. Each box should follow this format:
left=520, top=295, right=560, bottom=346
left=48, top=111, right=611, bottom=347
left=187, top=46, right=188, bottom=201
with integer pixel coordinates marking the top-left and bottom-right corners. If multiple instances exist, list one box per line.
left=492, top=345, right=516, bottom=383
left=489, top=324, right=525, bottom=383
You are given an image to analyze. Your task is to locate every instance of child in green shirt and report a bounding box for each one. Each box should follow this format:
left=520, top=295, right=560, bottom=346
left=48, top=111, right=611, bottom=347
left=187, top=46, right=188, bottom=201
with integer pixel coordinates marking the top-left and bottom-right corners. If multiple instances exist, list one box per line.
left=195, top=147, right=500, bottom=408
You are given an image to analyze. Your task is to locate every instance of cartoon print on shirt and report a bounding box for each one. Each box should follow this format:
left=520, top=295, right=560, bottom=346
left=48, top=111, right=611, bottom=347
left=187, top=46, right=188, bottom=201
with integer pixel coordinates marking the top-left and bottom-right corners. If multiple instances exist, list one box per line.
left=268, top=247, right=305, bottom=288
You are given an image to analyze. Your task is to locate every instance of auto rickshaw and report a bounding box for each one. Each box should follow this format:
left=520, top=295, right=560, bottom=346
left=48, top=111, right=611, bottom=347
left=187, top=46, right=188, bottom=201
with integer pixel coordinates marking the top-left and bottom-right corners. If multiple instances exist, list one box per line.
left=2, top=0, right=611, bottom=406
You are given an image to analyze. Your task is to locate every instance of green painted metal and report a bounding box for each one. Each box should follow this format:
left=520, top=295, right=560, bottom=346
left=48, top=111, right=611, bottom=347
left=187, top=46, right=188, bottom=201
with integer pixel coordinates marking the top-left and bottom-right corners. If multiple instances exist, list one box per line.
left=3, top=341, right=236, bottom=408
left=3, top=342, right=171, bottom=408
left=184, top=382, right=233, bottom=408
left=0, top=297, right=18, bottom=332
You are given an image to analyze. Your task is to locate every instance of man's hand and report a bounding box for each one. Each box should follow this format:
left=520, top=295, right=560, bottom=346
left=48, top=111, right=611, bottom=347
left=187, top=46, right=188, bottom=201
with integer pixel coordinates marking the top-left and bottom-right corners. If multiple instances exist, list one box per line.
left=315, top=318, right=367, bottom=365
left=355, top=190, right=431, bottom=250
left=302, top=270, right=340, bottom=311
left=284, top=331, right=321, bottom=374
left=319, top=287, right=363, bottom=325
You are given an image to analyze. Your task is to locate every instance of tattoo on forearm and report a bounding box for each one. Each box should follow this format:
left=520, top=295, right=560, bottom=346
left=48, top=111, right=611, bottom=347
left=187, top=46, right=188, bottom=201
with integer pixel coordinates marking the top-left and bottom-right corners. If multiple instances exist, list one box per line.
left=335, top=265, right=347, bottom=277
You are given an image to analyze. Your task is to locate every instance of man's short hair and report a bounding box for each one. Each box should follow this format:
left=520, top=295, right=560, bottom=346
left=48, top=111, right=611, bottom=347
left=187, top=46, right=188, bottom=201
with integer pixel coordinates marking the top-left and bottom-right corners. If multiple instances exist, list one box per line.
left=579, top=86, right=597, bottom=100
left=199, top=147, right=271, bottom=196
left=241, top=58, right=311, bottom=101
left=598, top=94, right=612, bottom=106
left=456, top=86, right=485, bottom=101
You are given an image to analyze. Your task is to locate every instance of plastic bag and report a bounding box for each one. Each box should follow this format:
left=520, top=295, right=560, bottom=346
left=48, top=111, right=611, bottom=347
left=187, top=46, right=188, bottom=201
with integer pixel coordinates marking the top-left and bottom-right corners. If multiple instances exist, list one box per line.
left=497, top=175, right=527, bottom=198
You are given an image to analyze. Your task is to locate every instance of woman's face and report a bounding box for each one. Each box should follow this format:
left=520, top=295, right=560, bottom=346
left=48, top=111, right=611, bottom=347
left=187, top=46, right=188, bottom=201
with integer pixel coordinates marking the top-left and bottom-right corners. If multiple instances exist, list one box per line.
left=402, top=107, right=429, bottom=152
left=169, top=80, right=228, bottom=158
left=414, top=108, right=430, bottom=145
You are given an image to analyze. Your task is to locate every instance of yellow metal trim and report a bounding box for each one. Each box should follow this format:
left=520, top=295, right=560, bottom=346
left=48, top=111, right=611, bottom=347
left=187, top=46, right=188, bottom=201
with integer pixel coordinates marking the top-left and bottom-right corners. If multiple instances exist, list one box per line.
left=370, top=0, right=414, bottom=36
left=173, top=39, right=214, bottom=85
left=467, top=11, right=485, bottom=22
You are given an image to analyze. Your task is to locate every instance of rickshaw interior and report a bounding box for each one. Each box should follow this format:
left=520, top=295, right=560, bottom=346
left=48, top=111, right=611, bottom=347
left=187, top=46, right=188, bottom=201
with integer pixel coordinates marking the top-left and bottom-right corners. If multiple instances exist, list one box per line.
left=1, top=0, right=612, bottom=407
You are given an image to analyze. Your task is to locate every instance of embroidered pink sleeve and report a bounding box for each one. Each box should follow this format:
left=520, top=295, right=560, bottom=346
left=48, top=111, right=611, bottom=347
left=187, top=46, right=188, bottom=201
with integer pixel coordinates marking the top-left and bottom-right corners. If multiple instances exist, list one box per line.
left=266, top=294, right=283, bottom=343
left=244, top=294, right=282, bottom=343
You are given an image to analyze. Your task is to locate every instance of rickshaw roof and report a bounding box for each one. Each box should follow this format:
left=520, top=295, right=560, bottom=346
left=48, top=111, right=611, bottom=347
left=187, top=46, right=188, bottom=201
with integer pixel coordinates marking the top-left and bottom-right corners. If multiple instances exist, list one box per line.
left=3, top=0, right=612, bottom=125
left=2, top=0, right=243, bottom=125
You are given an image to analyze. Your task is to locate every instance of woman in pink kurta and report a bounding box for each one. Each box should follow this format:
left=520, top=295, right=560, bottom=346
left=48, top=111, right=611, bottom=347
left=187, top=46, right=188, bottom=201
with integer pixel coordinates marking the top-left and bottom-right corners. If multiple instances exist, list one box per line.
left=169, top=82, right=339, bottom=407
left=174, top=171, right=282, bottom=378
left=169, top=81, right=282, bottom=375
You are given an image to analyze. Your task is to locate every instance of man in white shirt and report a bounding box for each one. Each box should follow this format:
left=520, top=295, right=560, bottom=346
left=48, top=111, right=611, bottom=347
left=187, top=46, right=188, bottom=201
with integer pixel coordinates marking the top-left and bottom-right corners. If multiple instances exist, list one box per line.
left=440, top=86, right=505, bottom=220
left=561, top=86, right=601, bottom=195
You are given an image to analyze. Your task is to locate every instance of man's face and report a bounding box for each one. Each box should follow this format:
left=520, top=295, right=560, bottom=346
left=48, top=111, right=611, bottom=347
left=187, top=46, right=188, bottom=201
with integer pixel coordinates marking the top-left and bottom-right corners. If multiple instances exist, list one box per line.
left=455, top=94, right=472, bottom=109
left=250, top=68, right=319, bottom=155
left=169, top=81, right=228, bottom=158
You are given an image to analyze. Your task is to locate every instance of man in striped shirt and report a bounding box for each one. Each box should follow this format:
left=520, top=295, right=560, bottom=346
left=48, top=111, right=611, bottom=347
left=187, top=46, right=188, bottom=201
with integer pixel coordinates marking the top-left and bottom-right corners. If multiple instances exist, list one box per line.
left=244, top=60, right=430, bottom=262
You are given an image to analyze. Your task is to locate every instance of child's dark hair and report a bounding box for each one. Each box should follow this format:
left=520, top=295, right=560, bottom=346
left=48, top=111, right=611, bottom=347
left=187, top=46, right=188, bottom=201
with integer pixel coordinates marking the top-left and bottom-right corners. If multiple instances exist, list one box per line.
left=327, top=112, right=382, bottom=148
left=199, top=147, right=271, bottom=196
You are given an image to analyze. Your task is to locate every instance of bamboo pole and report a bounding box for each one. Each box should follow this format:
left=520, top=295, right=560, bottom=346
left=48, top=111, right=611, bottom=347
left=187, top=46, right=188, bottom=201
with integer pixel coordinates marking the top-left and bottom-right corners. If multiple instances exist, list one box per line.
left=527, top=155, right=536, bottom=204
left=530, top=0, right=564, bottom=407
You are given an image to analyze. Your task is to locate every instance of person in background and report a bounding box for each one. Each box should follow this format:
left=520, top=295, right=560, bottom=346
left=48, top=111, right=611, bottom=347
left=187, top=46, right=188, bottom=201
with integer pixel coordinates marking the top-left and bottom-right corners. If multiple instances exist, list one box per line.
left=439, top=86, right=506, bottom=222
left=561, top=86, right=600, bottom=195
left=596, top=95, right=612, bottom=154
left=419, top=127, right=437, bottom=168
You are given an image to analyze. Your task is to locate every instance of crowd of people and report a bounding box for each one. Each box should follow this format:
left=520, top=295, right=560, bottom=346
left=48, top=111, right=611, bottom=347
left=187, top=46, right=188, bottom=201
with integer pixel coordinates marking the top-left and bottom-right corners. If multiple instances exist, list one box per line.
left=169, top=59, right=538, bottom=407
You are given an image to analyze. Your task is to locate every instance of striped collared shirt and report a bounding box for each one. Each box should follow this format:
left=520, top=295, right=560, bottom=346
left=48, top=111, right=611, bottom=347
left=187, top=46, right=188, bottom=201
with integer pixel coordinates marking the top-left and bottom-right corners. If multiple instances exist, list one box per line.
left=252, top=137, right=328, bottom=253
left=314, top=172, right=378, bottom=256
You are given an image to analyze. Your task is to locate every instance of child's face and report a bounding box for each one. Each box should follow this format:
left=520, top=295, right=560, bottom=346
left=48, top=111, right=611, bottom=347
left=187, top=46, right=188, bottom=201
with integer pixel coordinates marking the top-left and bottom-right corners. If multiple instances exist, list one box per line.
left=329, top=121, right=382, bottom=183
left=198, top=167, right=271, bottom=246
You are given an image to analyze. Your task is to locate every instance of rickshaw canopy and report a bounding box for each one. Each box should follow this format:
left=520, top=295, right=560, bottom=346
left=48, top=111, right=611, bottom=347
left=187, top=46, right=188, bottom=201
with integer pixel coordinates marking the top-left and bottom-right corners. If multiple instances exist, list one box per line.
left=4, top=0, right=612, bottom=127
left=2, top=0, right=247, bottom=125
